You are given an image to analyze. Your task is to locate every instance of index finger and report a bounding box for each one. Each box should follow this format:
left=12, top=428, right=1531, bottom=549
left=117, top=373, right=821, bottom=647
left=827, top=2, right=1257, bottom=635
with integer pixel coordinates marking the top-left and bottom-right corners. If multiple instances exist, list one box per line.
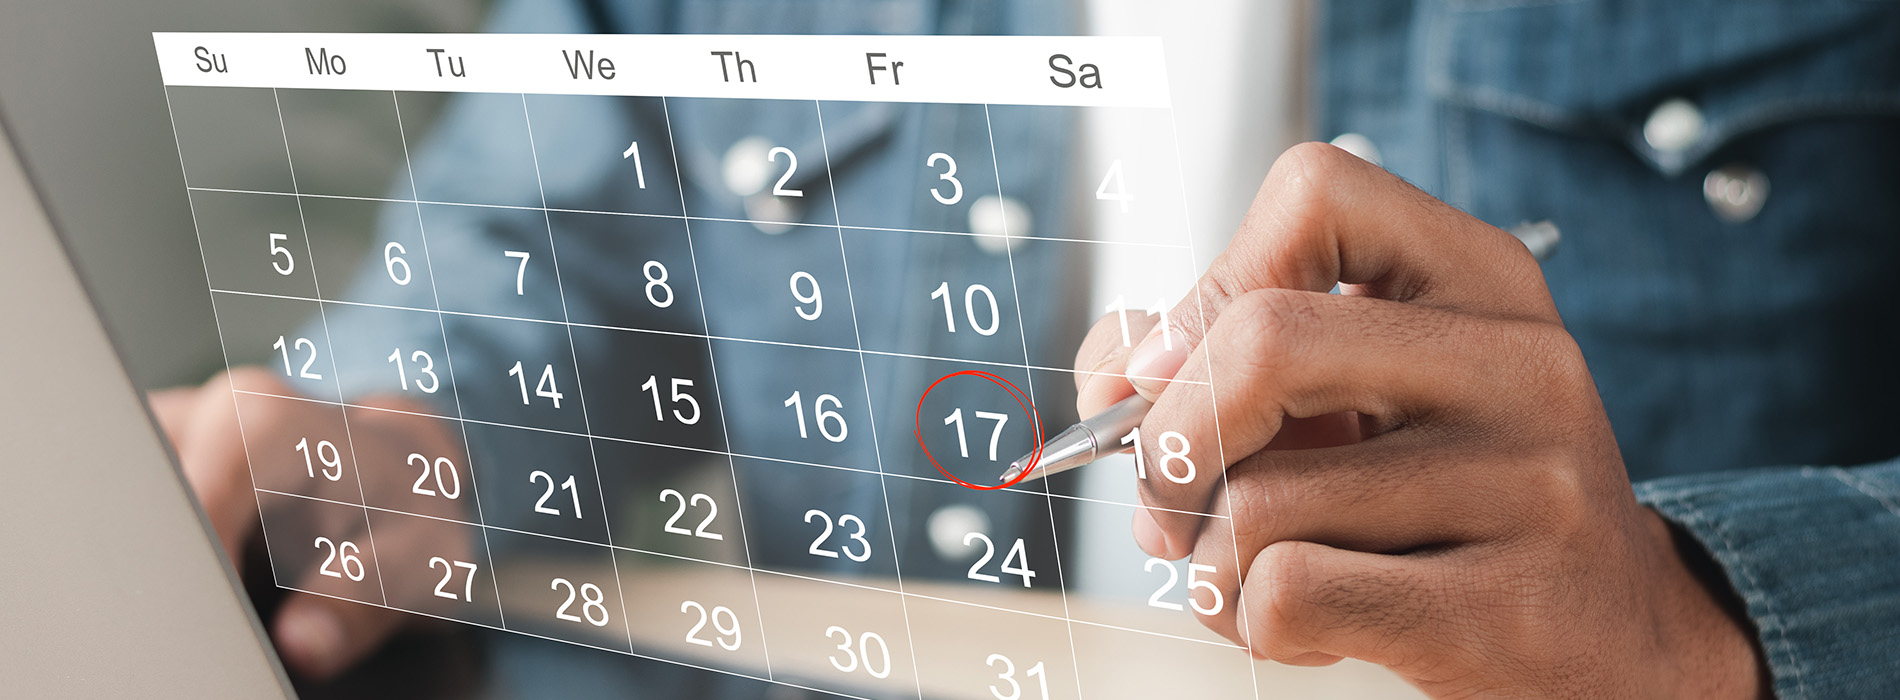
left=1151, top=142, right=1555, bottom=370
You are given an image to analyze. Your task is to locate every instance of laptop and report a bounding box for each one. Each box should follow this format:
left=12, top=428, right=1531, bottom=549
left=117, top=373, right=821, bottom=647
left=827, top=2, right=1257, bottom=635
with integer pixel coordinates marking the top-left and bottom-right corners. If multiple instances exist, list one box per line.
left=0, top=115, right=294, bottom=698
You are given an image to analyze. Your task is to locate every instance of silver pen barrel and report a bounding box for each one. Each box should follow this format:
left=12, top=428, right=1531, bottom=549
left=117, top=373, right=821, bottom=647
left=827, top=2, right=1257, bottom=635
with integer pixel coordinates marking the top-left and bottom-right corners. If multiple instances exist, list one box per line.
left=997, top=394, right=1154, bottom=484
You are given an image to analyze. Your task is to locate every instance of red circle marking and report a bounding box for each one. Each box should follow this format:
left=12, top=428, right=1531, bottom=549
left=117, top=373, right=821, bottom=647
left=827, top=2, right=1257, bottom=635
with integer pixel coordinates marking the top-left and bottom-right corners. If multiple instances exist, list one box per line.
left=914, top=371, right=1044, bottom=490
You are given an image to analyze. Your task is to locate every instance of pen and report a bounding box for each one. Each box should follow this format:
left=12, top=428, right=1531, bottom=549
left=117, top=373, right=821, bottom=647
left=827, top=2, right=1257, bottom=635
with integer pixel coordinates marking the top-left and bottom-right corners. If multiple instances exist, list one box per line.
left=997, top=394, right=1153, bottom=484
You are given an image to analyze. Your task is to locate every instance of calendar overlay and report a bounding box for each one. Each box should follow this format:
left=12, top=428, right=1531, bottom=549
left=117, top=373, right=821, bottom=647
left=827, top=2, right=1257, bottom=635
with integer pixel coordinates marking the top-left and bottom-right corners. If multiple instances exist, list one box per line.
left=156, top=33, right=1259, bottom=699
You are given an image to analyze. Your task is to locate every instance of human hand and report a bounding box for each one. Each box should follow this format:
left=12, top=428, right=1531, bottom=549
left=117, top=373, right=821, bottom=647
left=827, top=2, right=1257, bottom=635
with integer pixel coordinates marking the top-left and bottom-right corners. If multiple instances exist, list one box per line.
left=1072, top=143, right=1764, bottom=698
left=150, top=367, right=470, bottom=680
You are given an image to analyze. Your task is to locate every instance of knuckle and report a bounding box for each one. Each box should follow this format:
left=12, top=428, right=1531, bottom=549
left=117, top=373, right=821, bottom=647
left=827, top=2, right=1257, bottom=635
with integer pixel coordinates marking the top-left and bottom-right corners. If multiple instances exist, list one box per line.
left=1224, top=289, right=1318, bottom=383
left=1266, top=142, right=1351, bottom=225
left=1249, top=541, right=1319, bottom=651
left=1510, top=322, right=1599, bottom=416
left=1224, top=471, right=1279, bottom=544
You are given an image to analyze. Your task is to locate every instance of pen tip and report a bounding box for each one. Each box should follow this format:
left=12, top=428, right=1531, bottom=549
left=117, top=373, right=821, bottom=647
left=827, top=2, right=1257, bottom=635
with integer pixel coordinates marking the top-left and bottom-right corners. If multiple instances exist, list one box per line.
left=998, top=462, right=1022, bottom=483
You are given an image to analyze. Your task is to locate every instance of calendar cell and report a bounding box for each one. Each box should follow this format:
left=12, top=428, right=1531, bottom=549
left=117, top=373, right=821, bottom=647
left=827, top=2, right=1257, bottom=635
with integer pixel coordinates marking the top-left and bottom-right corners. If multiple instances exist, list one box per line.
left=1059, top=499, right=1241, bottom=643
left=863, top=354, right=1039, bottom=483
left=366, top=509, right=503, bottom=627
left=594, top=440, right=748, bottom=567
left=905, top=596, right=1082, bottom=700
left=826, top=101, right=1001, bottom=235
left=884, top=477, right=1066, bottom=605
left=209, top=291, right=338, bottom=400
left=486, top=528, right=631, bottom=653
left=524, top=95, right=685, bottom=217
left=730, top=457, right=895, bottom=582
left=571, top=325, right=727, bottom=452
left=277, top=88, right=417, bottom=201
left=421, top=203, right=568, bottom=323
left=689, top=218, right=858, bottom=349
left=398, top=91, right=544, bottom=209
left=255, top=490, right=383, bottom=605
left=547, top=211, right=704, bottom=335
left=842, top=226, right=1029, bottom=366
left=989, top=105, right=1188, bottom=248
left=615, top=550, right=769, bottom=676
left=667, top=97, right=833, bottom=226
left=1014, top=237, right=1201, bottom=370
left=711, top=340, right=877, bottom=472
left=441, top=314, right=587, bottom=434
left=235, top=392, right=362, bottom=505
left=1067, top=619, right=1255, bottom=699
left=190, top=189, right=318, bottom=300
left=753, top=571, right=920, bottom=698
left=347, top=406, right=478, bottom=524
left=302, top=196, right=438, bottom=309
left=165, top=85, right=295, bottom=193
left=322, top=302, right=459, bottom=417
left=461, top=421, right=609, bottom=545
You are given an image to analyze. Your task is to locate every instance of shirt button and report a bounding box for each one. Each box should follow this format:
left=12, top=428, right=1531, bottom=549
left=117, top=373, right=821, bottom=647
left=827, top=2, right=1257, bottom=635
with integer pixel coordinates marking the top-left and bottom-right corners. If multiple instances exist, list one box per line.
left=1329, top=132, right=1383, bottom=166
left=1507, top=220, right=1562, bottom=260
left=722, top=135, right=773, bottom=197
left=970, top=195, right=1030, bottom=254
left=1703, top=164, right=1770, bottom=224
left=927, top=503, right=990, bottom=562
left=1643, top=98, right=1706, bottom=155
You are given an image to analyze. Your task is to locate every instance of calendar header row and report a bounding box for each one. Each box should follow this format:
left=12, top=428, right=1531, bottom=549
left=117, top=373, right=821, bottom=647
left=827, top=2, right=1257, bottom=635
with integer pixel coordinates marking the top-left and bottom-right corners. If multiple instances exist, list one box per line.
left=152, top=33, right=1171, bottom=108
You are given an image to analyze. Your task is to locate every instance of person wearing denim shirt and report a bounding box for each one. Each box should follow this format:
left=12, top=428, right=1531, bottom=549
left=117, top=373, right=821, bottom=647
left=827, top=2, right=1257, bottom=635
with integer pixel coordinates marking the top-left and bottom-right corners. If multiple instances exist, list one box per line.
left=147, top=0, right=1899, bottom=696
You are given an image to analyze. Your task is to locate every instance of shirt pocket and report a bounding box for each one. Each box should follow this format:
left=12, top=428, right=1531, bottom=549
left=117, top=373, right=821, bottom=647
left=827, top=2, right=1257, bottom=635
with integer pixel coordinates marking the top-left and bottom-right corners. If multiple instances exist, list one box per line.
left=1429, top=0, right=1900, bottom=177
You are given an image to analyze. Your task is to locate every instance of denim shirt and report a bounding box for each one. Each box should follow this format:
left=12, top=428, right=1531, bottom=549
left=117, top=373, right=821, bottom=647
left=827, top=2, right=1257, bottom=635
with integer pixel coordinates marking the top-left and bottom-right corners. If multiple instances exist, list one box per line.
left=1322, top=1, right=1900, bottom=696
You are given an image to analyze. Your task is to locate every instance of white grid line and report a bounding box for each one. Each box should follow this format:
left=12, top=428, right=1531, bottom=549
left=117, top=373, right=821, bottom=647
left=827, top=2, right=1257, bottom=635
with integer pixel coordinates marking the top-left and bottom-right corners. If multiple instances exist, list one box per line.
left=263, top=582, right=872, bottom=700
left=159, top=86, right=287, bottom=599
left=271, top=87, right=390, bottom=607
left=255, top=486, right=1247, bottom=654
left=203, top=286, right=1210, bottom=388
left=519, top=91, right=637, bottom=656
left=183, top=185, right=1193, bottom=250
left=660, top=94, right=777, bottom=681
left=1165, top=106, right=1264, bottom=700
left=390, top=89, right=511, bottom=628
left=163, top=81, right=1239, bottom=700
left=230, top=386, right=1229, bottom=521
left=815, top=99, right=927, bottom=700
left=985, top=102, right=1090, bottom=700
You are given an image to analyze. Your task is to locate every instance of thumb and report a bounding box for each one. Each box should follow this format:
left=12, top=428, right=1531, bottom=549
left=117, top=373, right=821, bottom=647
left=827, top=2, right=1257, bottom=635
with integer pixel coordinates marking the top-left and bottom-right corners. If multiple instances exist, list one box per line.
left=1126, top=142, right=1553, bottom=398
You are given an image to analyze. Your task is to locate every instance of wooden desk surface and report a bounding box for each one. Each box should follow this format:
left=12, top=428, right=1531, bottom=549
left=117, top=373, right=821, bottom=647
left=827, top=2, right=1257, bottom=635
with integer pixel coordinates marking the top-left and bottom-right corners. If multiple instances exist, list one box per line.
left=502, top=561, right=1427, bottom=699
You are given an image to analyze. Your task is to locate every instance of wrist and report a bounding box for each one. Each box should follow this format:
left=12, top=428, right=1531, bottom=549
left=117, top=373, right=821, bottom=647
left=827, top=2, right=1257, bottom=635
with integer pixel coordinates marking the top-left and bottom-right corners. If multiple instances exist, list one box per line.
left=1641, top=507, right=1769, bottom=700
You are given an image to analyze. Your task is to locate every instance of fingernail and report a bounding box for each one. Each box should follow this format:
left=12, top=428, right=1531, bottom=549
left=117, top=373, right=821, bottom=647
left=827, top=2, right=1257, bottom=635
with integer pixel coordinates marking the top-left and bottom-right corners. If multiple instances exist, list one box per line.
left=1124, top=325, right=1188, bottom=395
left=1132, top=507, right=1170, bottom=559
left=277, top=606, right=345, bottom=675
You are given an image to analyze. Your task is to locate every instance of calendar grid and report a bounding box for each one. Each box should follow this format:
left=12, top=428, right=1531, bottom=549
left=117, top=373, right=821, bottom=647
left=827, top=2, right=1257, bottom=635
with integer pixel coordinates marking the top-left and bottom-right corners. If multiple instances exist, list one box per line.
left=159, top=31, right=1262, bottom=699
left=389, top=88, right=514, bottom=629
left=269, top=86, right=392, bottom=607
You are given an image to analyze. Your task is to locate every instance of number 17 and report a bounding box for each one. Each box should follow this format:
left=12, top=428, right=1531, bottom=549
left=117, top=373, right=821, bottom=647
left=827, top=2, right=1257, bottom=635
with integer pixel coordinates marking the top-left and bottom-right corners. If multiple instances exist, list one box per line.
left=945, top=408, right=1009, bottom=461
